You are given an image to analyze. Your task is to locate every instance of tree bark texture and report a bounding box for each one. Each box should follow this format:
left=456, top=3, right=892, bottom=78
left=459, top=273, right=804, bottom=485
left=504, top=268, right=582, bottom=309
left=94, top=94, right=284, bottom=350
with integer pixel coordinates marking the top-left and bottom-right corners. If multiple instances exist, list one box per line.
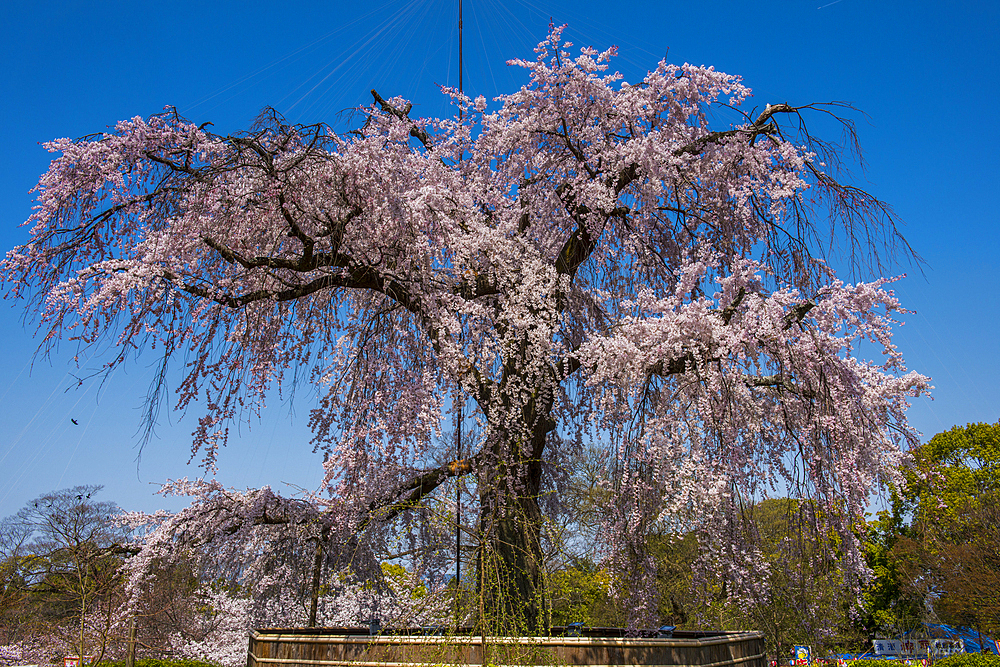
left=476, top=439, right=548, bottom=635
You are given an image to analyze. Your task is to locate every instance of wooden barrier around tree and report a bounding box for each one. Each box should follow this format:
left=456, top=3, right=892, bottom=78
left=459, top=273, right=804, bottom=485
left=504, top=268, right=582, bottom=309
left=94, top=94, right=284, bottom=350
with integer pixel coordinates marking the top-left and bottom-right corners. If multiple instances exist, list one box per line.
left=247, top=627, right=767, bottom=667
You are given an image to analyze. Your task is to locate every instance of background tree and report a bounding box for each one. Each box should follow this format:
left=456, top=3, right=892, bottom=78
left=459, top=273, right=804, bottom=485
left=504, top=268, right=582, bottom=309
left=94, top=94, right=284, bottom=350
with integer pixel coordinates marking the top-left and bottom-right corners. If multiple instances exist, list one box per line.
left=648, top=532, right=698, bottom=628
left=3, top=486, right=128, bottom=663
left=901, top=422, right=1000, bottom=529
left=3, top=26, right=928, bottom=633
left=685, top=499, right=867, bottom=657
left=855, top=500, right=925, bottom=639
left=0, top=515, right=33, bottom=646
left=932, top=499, right=1000, bottom=635
left=892, top=422, right=1000, bottom=634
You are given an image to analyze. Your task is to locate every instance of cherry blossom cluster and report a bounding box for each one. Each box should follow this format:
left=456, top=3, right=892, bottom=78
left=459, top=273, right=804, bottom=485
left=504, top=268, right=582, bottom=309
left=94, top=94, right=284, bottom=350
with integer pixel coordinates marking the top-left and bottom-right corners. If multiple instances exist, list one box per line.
left=121, top=479, right=452, bottom=644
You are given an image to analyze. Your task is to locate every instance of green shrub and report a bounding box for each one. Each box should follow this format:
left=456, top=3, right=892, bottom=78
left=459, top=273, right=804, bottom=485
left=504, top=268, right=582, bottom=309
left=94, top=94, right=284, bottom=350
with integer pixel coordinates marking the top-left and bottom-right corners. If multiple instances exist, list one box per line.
left=850, top=660, right=901, bottom=667
left=934, top=654, right=1000, bottom=667
left=99, top=660, right=221, bottom=667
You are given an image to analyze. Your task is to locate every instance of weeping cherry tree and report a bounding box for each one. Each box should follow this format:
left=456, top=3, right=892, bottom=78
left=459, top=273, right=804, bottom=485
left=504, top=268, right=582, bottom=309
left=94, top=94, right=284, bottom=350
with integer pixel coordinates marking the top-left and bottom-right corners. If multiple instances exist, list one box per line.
left=4, top=27, right=930, bottom=633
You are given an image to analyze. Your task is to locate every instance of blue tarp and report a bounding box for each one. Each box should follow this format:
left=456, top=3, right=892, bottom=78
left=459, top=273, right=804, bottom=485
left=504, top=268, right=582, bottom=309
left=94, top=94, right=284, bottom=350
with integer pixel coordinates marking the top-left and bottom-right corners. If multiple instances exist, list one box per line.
left=804, top=623, right=999, bottom=663
left=905, top=623, right=999, bottom=655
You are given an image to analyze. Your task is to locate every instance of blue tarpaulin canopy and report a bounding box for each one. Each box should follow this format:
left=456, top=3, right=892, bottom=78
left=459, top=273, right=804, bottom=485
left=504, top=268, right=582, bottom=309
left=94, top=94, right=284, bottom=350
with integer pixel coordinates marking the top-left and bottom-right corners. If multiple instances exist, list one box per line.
left=808, top=623, right=998, bottom=663
left=905, top=623, right=999, bottom=655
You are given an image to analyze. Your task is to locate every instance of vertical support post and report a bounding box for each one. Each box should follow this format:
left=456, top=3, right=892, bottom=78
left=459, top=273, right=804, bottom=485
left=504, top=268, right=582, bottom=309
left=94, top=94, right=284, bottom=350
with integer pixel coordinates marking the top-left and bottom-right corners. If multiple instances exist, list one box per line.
left=455, top=397, right=462, bottom=624
left=459, top=0, right=463, bottom=98
left=455, top=0, right=464, bottom=626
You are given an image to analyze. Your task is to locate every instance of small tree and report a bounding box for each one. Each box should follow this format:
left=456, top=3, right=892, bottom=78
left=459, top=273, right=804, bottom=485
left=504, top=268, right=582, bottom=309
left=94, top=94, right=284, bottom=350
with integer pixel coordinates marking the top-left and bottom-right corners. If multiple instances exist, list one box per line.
left=4, top=26, right=928, bottom=632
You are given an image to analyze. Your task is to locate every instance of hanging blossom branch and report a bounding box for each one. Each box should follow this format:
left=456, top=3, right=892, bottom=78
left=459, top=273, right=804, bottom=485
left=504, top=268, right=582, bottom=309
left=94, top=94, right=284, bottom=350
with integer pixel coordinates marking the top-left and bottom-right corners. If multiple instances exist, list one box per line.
left=120, top=479, right=456, bottom=629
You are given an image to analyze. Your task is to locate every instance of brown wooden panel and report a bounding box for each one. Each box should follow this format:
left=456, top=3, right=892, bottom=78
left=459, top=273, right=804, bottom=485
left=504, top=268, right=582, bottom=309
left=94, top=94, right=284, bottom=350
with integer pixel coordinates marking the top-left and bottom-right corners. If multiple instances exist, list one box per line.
left=247, top=629, right=766, bottom=667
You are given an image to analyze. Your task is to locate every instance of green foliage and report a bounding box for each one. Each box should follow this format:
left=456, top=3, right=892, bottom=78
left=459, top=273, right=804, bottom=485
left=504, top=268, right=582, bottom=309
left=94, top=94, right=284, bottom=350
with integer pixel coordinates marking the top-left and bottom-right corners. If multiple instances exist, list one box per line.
left=648, top=533, right=698, bottom=626
left=932, top=654, right=1000, bottom=667
left=99, top=659, right=221, bottom=667
left=380, top=562, right=427, bottom=600
left=892, top=422, right=1000, bottom=634
left=848, top=660, right=902, bottom=667
left=903, top=421, right=1000, bottom=532
left=547, top=559, right=616, bottom=627
left=858, top=508, right=923, bottom=636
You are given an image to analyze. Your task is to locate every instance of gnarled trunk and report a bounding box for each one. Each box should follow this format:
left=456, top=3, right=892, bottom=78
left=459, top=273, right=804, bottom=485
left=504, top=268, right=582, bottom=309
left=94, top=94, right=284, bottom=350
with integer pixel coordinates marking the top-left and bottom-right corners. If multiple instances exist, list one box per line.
left=476, top=438, right=548, bottom=635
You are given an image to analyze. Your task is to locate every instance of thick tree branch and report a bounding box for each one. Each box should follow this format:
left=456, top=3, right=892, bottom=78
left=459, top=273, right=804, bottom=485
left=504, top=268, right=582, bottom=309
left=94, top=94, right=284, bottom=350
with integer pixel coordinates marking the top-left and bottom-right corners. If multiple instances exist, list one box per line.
left=371, top=89, right=434, bottom=151
left=673, top=103, right=793, bottom=157
left=175, top=260, right=422, bottom=315
left=783, top=300, right=816, bottom=330
left=745, top=373, right=816, bottom=399
left=359, top=455, right=478, bottom=531
left=200, top=235, right=351, bottom=273
left=719, top=286, right=747, bottom=325
left=553, top=162, right=640, bottom=280
left=201, top=223, right=498, bottom=409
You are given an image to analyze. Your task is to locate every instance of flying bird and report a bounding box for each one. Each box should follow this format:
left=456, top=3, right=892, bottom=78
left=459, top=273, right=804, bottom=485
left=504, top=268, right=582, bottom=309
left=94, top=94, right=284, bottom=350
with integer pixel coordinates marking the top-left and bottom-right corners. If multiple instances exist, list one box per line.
left=71, top=419, right=79, bottom=425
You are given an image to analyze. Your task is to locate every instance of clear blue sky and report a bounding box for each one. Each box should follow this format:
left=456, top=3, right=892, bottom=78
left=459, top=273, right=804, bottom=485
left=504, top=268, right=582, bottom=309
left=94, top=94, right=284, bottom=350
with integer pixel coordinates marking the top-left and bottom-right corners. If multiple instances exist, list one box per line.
left=1, top=0, right=997, bottom=518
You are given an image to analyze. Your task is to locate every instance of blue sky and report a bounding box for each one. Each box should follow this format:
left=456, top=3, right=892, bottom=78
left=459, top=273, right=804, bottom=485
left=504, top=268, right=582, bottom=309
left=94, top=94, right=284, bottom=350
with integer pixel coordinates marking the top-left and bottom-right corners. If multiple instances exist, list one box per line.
left=1, top=0, right=997, bottom=517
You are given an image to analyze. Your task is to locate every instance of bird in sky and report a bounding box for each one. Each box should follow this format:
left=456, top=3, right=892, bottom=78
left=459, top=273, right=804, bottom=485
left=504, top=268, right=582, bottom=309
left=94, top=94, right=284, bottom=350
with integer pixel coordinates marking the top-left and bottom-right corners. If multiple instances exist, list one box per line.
left=71, top=419, right=78, bottom=425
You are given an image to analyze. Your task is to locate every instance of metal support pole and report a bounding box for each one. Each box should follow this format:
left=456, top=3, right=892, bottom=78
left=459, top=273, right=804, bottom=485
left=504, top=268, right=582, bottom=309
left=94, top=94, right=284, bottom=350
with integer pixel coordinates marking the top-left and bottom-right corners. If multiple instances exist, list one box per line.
left=459, top=0, right=463, bottom=97
left=455, top=0, right=464, bottom=622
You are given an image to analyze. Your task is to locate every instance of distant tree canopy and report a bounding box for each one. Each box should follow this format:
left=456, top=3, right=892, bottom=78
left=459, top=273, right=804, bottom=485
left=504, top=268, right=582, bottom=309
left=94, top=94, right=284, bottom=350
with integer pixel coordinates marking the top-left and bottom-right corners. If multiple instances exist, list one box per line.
left=891, top=422, right=1000, bottom=635
left=903, top=421, right=1000, bottom=531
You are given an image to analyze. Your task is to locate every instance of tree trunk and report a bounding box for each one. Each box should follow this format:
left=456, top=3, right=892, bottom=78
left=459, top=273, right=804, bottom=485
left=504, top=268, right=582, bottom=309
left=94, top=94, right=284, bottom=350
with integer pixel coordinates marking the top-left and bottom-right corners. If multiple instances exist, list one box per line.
left=78, top=586, right=88, bottom=665
left=125, top=617, right=137, bottom=667
left=477, top=453, right=547, bottom=636
left=308, top=538, right=324, bottom=627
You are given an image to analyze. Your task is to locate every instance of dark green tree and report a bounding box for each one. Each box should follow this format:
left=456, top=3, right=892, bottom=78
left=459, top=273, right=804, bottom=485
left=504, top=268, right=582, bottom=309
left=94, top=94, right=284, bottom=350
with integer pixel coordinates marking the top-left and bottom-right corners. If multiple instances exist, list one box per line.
left=857, top=505, right=924, bottom=638
left=893, top=422, right=1000, bottom=634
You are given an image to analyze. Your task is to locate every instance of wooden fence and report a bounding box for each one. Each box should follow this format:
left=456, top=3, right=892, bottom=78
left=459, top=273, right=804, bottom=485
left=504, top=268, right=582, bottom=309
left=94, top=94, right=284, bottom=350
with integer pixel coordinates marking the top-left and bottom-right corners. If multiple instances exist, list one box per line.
left=247, top=627, right=766, bottom=667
